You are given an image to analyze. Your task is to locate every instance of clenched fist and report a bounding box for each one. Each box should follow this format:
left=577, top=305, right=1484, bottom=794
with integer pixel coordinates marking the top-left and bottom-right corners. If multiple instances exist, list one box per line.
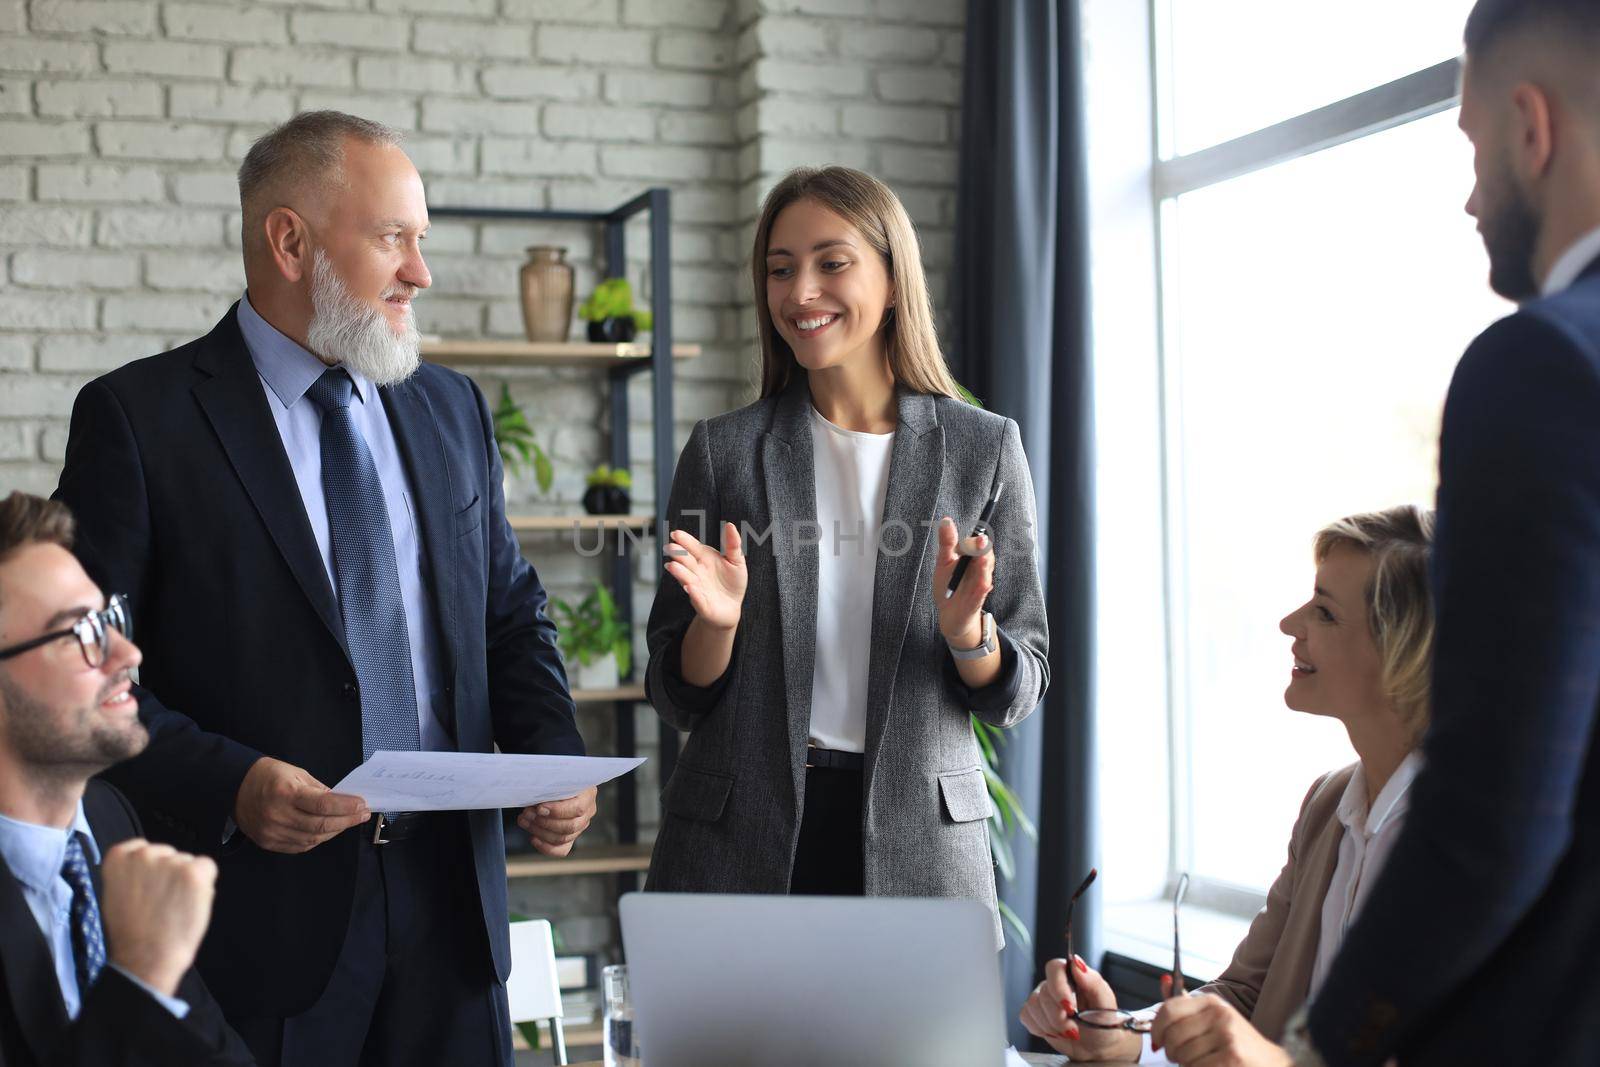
left=100, top=839, right=218, bottom=998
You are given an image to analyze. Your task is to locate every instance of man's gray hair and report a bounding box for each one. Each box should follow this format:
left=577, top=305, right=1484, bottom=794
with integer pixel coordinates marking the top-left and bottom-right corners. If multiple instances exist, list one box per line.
left=237, top=110, right=402, bottom=252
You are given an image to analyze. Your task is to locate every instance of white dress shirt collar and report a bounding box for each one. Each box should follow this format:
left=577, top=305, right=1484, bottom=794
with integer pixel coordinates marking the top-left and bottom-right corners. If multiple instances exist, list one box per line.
left=1335, top=749, right=1423, bottom=839
left=1540, top=224, right=1600, bottom=298
left=0, top=801, right=100, bottom=897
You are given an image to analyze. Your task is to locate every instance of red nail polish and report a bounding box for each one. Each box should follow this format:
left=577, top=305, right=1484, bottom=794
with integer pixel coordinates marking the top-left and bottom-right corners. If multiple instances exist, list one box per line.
left=1074, top=956, right=1088, bottom=974
left=1060, top=998, right=1072, bottom=1011
left=1067, top=1026, right=1080, bottom=1040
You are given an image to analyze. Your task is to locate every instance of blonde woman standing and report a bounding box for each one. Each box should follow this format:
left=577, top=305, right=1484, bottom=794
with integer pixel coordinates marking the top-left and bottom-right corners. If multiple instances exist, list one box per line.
left=642, top=166, right=1050, bottom=943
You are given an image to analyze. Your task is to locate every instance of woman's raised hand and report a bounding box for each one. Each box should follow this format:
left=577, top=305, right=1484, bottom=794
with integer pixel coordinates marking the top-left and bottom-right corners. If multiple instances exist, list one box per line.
left=932, top=516, right=994, bottom=646
left=663, top=521, right=747, bottom=631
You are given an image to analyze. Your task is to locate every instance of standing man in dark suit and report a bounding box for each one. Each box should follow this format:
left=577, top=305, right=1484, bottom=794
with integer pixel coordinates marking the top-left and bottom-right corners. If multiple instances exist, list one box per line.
left=0, top=491, right=251, bottom=1067
left=53, top=111, right=598, bottom=1066
left=1156, top=2, right=1600, bottom=1065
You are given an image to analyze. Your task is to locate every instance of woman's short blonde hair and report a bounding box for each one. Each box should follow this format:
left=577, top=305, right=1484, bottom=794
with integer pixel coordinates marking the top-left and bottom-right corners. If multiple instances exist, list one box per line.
left=1314, top=504, right=1437, bottom=742
left=750, top=166, right=962, bottom=401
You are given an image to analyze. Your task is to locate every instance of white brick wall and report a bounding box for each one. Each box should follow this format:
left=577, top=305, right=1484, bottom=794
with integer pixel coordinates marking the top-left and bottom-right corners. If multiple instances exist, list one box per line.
left=0, top=0, right=964, bottom=959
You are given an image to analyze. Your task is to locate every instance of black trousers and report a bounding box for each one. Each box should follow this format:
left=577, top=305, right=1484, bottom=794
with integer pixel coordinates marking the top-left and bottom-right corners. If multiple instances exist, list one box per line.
left=230, top=817, right=513, bottom=1067
left=788, top=765, right=866, bottom=896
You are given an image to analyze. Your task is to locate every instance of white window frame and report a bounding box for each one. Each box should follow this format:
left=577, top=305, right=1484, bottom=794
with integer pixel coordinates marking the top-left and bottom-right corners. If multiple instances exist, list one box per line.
left=1084, top=0, right=1465, bottom=974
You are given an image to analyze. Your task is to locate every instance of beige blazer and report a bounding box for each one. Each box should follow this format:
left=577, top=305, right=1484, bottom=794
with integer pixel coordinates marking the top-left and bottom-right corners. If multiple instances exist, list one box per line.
left=1197, top=763, right=1357, bottom=1042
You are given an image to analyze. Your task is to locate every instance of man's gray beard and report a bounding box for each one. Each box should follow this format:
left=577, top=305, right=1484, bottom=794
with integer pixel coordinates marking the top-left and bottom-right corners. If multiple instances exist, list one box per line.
left=0, top=669, right=148, bottom=781
left=306, top=249, right=421, bottom=387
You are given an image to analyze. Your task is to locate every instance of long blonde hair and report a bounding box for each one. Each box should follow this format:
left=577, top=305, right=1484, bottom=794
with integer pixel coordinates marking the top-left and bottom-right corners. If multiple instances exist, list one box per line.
left=751, top=166, right=961, bottom=401
left=1313, top=504, right=1437, bottom=743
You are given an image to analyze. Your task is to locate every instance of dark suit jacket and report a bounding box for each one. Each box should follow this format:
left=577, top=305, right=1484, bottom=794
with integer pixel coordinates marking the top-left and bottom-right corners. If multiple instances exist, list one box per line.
left=53, top=305, right=585, bottom=1017
left=1307, top=256, right=1600, bottom=1063
left=642, top=378, right=1050, bottom=947
left=0, top=780, right=252, bottom=1067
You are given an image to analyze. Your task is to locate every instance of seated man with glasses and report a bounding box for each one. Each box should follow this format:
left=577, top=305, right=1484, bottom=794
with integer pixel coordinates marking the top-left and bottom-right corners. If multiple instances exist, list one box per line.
left=0, top=491, right=251, bottom=1066
left=1021, top=506, right=1435, bottom=1065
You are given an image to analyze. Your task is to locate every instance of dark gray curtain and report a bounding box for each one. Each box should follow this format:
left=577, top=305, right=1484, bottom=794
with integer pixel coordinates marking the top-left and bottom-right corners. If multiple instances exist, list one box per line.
left=948, top=0, right=1096, bottom=1049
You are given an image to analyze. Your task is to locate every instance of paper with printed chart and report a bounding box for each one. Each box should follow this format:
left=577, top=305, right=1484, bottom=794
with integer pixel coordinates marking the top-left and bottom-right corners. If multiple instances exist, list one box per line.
left=332, top=750, right=646, bottom=811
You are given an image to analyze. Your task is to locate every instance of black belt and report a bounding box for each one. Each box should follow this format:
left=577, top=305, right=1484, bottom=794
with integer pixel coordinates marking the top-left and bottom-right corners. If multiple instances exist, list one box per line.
left=805, top=745, right=864, bottom=772
left=370, top=811, right=433, bottom=845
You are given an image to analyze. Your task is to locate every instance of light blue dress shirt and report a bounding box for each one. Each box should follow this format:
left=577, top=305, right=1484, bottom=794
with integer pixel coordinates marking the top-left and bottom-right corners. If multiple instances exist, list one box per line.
left=236, top=294, right=452, bottom=751
left=0, top=804, right=188, bottom=1019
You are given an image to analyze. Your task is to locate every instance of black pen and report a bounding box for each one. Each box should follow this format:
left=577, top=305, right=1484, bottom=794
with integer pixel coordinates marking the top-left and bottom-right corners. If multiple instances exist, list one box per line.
left=945, top=481, right=1003, bottom=599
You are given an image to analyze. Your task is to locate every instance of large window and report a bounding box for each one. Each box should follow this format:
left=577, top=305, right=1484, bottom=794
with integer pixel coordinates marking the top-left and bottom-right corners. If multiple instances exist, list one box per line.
left=1090, top=0, right=1511, bottom=968
left=1167, top=108, right=1510, bottom=893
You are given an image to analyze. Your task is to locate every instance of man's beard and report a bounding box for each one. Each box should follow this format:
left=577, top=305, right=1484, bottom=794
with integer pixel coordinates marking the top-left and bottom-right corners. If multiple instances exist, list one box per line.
left=306, top=249, right=422, bottom=387
left=0, top=669, right=149, bottom=780
left=1480, top=155, right=1541, bottom=302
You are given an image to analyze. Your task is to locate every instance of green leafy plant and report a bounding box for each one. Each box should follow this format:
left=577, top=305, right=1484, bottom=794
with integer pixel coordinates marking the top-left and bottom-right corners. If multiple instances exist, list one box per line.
left=583, top=463, right=633, bottom=491
left=577, top=277, right=653, bottom=330
left=492, top=383, right=554, bottom=495
left=550, top=581, right=632, bottom=677
left=975, top=715, right=1039, bottom=949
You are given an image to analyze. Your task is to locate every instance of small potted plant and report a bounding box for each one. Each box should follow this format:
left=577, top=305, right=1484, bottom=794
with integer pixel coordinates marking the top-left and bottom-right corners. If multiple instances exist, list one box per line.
left=492, top=383, right=554, bottom=497
left=582, top=464, right=632, bottom=515
left=577, top=277, right=653, bottom=343
left=551, top=581, right=632, bottom=690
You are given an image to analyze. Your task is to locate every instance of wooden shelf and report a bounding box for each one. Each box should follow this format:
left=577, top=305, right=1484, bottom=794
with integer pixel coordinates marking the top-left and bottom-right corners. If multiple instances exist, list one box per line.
left=571, top=684, right=646, bottom=703
left=508, top=514, right=655, bottom=533
left=422, top=339, right=700, bottom=368
left=506, top=842, right=652, bottom=878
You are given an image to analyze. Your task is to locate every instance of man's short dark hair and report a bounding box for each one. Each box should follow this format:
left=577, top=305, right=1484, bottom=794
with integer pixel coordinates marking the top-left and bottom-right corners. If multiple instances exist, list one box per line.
left=0, top=492, right=73, bottom=563
left=1466, top=0, right=1600, bottom=55
left=0, top=493, right=74, bottom=612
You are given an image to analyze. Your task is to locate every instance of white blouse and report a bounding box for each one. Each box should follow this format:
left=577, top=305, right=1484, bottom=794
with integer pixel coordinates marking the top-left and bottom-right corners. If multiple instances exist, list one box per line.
left=805, top=405, right=895, bottom=753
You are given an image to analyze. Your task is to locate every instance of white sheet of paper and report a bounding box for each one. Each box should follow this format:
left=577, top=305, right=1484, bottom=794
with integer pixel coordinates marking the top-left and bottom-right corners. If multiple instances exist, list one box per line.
left=332, top=750, right=646, bottom=811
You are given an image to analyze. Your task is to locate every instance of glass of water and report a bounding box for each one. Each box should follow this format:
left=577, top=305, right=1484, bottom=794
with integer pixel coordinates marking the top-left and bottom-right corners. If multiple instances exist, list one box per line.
left=602, top=964, right=641, bottom=1067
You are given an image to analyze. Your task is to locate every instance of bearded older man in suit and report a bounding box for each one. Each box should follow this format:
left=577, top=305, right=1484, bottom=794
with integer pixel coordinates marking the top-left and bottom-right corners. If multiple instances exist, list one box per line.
left=54, top=111, right=598, bottom=1066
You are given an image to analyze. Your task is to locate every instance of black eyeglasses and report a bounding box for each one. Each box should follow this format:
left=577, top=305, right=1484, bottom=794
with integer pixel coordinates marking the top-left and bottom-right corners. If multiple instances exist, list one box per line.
left=0, top=593, right=132, bottom=670
left=1065, top=869, right=1190, bottom=1033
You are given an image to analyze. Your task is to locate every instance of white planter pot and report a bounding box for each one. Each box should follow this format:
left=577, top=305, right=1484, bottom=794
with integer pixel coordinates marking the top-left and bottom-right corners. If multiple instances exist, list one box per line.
left=575, top=653, right=619, bottom=691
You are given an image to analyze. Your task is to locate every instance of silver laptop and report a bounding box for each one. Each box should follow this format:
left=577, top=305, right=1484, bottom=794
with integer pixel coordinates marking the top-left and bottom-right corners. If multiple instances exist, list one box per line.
left=619, top=892, right=1006, bottom=1066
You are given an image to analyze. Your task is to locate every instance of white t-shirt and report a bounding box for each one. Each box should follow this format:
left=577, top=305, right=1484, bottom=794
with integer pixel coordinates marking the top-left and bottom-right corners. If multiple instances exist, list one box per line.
left=807, top=405, right=895, bottom=753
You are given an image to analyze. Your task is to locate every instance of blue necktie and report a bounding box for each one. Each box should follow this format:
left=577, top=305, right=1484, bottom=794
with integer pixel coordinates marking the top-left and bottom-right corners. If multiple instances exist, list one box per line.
left=307, top=368, right=422, bottom=761
left=61, top=834, right=105, bottom=996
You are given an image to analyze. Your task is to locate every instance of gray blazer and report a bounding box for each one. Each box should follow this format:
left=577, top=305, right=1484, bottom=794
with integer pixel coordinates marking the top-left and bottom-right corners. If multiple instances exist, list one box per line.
left=643, top=376, right=1050, bottom=945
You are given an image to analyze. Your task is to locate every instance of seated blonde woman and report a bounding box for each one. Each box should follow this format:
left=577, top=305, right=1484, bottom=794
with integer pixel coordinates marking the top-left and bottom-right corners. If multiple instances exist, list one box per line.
left=1022, top=505, right=1434, bottom=1065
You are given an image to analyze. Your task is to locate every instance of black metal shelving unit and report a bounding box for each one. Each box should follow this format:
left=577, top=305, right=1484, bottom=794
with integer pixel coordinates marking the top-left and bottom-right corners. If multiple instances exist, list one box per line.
left=426, top=188, right=685, bottom=887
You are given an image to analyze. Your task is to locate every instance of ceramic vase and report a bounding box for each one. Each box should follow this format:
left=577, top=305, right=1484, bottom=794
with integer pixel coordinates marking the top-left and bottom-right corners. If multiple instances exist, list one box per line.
left=575, top=652, right=619, bottom=691
left=519, top=246, right=574, bottom=343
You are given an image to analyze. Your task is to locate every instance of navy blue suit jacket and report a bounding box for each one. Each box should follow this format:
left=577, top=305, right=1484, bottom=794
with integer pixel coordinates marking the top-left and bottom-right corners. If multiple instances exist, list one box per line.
left=0, top=781, right=252, bottom=1067
left=1307, top=257, right=1600, bottom=1063
left=53, top=306, right=584, bottom=1017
